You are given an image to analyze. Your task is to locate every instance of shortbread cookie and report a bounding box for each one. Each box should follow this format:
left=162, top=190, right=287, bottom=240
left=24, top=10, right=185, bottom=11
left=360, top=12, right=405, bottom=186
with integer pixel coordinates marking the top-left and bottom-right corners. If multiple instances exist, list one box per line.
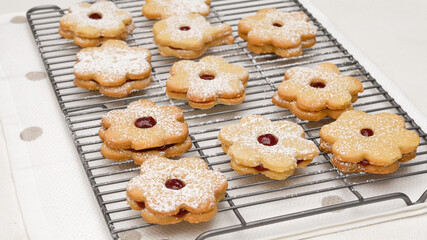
left=99, top=136, right=192, bottom=165
left=100, top=99, right=189, bottom=150
left=74, top=40, right=152, bottom=87
left=320, top=110, right=420, bottom=174
left=59, top=1, right=135, bottom=47
left=58, top=23, right=135, bottom=48
left=273, top=62, right=363, bottom=121
left=126, top=157, right=228, bottom=224
left=272, top=93, right=353, bottom=121
left=142, top=0, right=210, bottom=19
left=238, top=9, right=317, bottom=57
left=74, top=76, right=153, bottom=98
left=153, top=14, right=234, bottom=59
left=218, top=115, right=319, bottom=180
left=166, top=56, right=249, bottom=109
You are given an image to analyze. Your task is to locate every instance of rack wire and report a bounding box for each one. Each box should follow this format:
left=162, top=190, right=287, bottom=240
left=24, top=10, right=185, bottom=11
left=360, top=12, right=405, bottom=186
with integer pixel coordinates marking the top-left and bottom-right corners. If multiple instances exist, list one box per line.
left=27, top=0, right=427, bottom=239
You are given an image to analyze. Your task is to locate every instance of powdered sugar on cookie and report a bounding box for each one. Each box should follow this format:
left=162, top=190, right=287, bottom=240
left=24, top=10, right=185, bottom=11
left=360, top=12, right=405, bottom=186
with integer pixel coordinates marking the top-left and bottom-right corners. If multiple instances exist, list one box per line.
left=74, top=40, right=151, bottom=86
left=143, top=0, right=210, bottom=19
left=127, top=157, right=227, bottom=213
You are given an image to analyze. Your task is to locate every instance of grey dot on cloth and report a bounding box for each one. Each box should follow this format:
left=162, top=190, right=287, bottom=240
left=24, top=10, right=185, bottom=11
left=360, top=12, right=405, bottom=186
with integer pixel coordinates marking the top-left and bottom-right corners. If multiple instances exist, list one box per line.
left=20, top=127, right=43, bottom=141
left=10, top=16, right=27, bottom=24
left=26, top=71, right=47, bottom=81
left=321, top=195, right=345, bottom=212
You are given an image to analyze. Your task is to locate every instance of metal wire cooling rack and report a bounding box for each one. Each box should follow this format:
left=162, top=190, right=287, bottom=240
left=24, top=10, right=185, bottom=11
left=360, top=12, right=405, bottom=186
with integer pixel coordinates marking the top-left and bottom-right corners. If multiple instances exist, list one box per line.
left=27, top=0, right=427, bottom=239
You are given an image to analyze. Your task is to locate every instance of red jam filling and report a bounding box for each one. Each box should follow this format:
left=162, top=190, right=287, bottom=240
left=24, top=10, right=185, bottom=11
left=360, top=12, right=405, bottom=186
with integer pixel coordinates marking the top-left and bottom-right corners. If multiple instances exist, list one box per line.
left=310, top=82, right=326, bottom=88
left=165, top=179, right=185, bottom=190
left=273, top=23, right=283, bottom=27
left=129, top=144, right=173, bottom=153
left=360, top=160, right=370, bottom=166
left=170, top=46, right=183, bottom=50
left=134, top=116, right=157, bottom=129
left=253, top=165, right=268, bottom=172
left=199, top=74, right=215, bottom=80
left=179, top=26, right=191, bottom=31
left=257, top=134, right=278, bottom=146
left=297, top=160, right=304, bottom=165
left=136, top=201, right=145, bottom=209
left=360, top=128, right=374, bottom=137
left=88, top=13, right=102, bottom=20
left=174, top=209, right=189, bottom=218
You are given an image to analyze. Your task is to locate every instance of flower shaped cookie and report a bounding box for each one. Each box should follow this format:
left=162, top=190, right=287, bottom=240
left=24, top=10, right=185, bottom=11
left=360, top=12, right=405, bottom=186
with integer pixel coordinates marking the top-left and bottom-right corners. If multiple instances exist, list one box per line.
left=142, top=0, right=210, bottom=19
left=74, top=40, right=152, bottom=87
left=153, top=14, right=234, bottom=58
left=60, top=1, right=133, bottom=39
left=320, top=110, right=420, bottom=174
left=166, top=56, right=249, bottom=109
left=100, top=99, right=188, bottom=150
left=219, top=115, right=319, bottom=180
left=238, top=9, right=317, bottom=57
left=126, top=157, right=228, bottom=224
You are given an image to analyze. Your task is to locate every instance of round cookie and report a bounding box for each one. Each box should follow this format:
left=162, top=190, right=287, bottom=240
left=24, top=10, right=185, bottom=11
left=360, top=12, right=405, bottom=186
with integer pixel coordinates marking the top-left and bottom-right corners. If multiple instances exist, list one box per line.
left=166, top=56, right=249, bottom=109
left=126, top=157, right=228, bottom=225
left=319, top=110, right=420, bottom=174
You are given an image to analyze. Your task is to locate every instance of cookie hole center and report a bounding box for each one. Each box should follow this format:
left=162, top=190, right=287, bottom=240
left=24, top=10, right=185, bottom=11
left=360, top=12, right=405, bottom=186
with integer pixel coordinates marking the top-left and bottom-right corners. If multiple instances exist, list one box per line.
left=360, top=160, right=370, bottom=166
left=136, top=201, right=145, bottom=209
left=273, top=23, right=283, bottom=27
left=199, top=74, right=216, bottom=80
left=257, top=134, right=278, bottom=146
left=253, top=165, right=268, bottom=172
left=88, top=12, right=102, bottom=20
left=175, top=209, right=189, bottom=218
left=165, top=178, right=185, bottom=190
left=134, top=116, right=157, bottom=129
left=179, top=26, right=191, bottom=31
left=360, top=128, right=374, bottom=137
left=310, top=81, right=326, bottom=88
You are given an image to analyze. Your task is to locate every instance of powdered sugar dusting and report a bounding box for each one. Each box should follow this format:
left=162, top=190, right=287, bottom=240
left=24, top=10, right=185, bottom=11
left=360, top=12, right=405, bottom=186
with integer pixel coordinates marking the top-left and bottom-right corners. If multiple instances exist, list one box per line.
left=278, top=63, right=363, bottom=109
left=241, top=9, right=317, bottom=46
left=74, top=41, right=151, bottom=84
left=102, top=100, right=187, bottom=148
left=62, top=1, right=132, bottom=36
left=146, top=0, right=209, bottom=17
left=127, top=157, right=227, bottom=213
left=157, top=14, right=211, bottom=42
left=220, top=115, right=319, bottom=160
left=320, top=110, right=420, bottom=165
left=169, top=56, right=247, bottom=101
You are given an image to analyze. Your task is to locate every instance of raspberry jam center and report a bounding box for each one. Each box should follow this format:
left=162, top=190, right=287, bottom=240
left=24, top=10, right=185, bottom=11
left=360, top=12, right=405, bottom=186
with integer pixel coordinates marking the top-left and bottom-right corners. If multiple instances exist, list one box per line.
left=165, top=179, right=185, bottom=190
left=257, top=134, right=278, bottom=146
left=88, top=13, right=102, bottom=20
left=179, top=26, right=191, bottom=31
left=360, top=160, right=370, bottom=166
left=310, top=82, right=326, bottom=88
left=297, top=160, right=304, bottom=165
left=199, top=74, right=215, bottom=80
left=360, top=128, right=374, bottom=137
left=175, top=209, right=189, bottom=218
left=134, top=116, right=157, bottom=129
left=136, top=201, right=145, bottom=209
left=273, top=23, right=283, bottom=27
left=253, top=165, right=268, bottom=172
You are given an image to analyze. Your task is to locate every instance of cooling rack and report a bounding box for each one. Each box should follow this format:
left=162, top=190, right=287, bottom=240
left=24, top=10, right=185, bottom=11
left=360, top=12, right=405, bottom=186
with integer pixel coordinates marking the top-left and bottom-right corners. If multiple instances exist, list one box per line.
left=26, top=0, right=427, bottom=239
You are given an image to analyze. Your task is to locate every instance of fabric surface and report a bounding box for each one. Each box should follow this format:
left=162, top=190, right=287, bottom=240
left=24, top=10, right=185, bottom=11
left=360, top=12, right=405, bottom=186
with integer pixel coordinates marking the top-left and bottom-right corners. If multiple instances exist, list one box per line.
left=0, top=0, right=426, bottom=239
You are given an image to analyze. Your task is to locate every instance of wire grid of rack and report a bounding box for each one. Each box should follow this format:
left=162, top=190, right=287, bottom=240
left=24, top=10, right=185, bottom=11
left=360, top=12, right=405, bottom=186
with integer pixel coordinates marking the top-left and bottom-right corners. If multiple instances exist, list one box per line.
left=26, top=0, right=427, bottom=239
